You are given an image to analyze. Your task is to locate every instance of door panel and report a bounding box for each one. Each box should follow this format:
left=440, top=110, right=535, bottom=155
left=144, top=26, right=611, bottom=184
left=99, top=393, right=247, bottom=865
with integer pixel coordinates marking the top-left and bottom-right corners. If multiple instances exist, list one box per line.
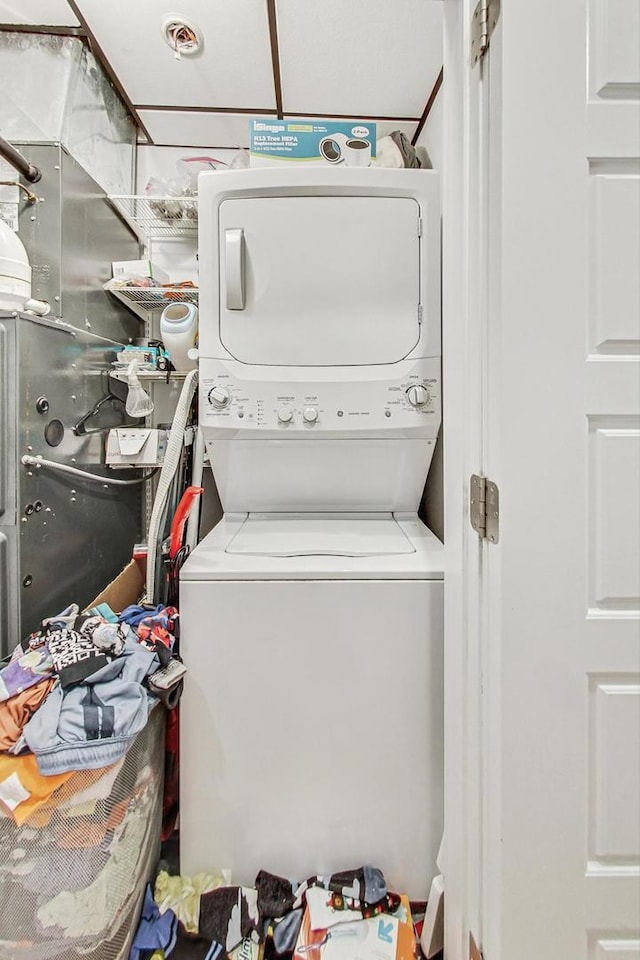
left=590, top=164, right=640, bottom=348
left=218, top=196, right=421, bottom=365
left=589, top=421, right=640, bottom=610
left=589, top=0, right=640, bottom=97
left=589, top=679, right=640, bottom=861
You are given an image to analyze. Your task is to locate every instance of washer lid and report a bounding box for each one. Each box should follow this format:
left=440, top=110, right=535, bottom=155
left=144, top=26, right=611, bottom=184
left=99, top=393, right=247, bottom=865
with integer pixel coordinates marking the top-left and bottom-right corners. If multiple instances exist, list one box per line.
left=225, top=515, right=416, bottom=557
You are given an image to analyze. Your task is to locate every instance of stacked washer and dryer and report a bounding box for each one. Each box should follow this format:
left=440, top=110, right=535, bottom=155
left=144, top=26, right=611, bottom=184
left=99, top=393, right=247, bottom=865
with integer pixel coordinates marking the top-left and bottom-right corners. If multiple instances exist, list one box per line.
left=180, top=168, right=443, bottom=899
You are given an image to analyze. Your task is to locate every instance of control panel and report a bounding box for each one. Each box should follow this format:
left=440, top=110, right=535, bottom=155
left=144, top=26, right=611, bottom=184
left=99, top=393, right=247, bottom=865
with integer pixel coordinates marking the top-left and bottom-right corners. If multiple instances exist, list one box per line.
left=199, top=358, right=441, bottom=436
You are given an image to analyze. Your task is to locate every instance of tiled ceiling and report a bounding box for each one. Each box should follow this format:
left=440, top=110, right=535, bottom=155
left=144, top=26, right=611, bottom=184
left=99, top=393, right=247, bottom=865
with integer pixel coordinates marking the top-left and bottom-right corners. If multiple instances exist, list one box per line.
left=0, top=0, right=79, bottom=26
left=276, top=0, right=442, bottom=118
left=1, top=0, right=443, bottom=148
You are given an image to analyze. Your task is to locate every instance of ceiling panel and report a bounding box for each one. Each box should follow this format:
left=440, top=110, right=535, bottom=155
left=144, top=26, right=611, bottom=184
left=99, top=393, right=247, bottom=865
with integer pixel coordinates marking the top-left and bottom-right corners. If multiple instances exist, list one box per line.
left=73, top=0, right=276, bottom=109
left=0, top=0, right=79, bottom=25
left=139, top=111, right=260, bottom=149
left=276, top=0, right=443, bottom=117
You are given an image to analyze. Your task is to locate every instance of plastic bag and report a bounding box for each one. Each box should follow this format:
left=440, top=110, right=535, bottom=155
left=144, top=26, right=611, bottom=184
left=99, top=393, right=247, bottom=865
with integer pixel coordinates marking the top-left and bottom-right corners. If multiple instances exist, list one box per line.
left=125, top=358, right=154, bottom=418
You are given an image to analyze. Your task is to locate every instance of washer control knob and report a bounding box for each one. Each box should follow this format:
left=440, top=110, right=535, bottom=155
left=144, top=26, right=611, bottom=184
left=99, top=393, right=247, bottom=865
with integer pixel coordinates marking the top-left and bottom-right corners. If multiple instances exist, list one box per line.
left=277, top=406, right=293, bottom=423
left=303, top=406, right=319, bottom=423
left=407, top=384, right=429, bottom=407
left=208, top=385, right=230, bottom=407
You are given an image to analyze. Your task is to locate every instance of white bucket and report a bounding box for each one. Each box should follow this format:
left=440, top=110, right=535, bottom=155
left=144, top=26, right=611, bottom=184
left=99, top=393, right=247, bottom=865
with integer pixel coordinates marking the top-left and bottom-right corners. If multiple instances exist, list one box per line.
left=0, top=219, right=31, bottom=312
left=160, top=301, right=199, bottom=371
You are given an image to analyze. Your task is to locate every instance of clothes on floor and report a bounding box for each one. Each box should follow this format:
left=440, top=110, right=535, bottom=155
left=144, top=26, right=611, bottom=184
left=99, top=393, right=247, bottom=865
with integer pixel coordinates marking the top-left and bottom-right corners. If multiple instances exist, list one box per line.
left=130, top=884, right=179, bottom=960
left=0, top=628, right=166, bottom=958
left=47, top=625, right=119, bottom=689
left=155, top=868, right=227, bottom=934
left=0, top=752, right=73, bottom=824
left=23, top=635, right=159, bottom=775
left=21, top=845, right=110, bottom=898
left=132, top=866, right=412, bottom=960
left=0, top=677, right=57, bottom=751
left=119, top=603, right=166, bottom=628
left=0, top=641, right=54, bottom=701
left=271, top=909, right=303, bottom=954
left=37, top=764, right=157, bottom=939
left=198, top=885, right=261, bottom=953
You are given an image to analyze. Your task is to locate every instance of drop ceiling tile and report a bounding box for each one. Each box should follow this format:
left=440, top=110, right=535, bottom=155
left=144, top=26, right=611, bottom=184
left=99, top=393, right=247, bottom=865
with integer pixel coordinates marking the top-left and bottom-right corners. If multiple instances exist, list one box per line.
left=0, top=0, right=79, bottom=25
left=74, top=0, right=276, bottom=109
left=277, top=0, right=442, bottom=118
left=139, top=111, right=258, bottom=149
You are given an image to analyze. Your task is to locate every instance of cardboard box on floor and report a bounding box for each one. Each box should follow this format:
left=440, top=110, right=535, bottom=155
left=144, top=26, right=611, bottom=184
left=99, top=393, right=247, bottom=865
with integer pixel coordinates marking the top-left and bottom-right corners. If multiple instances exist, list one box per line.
left=86, top=558, right=146, bottom=614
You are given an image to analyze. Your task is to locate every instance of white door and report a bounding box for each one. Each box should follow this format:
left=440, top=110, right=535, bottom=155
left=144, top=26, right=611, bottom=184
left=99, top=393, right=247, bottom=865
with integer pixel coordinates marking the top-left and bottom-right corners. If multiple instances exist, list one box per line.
left=443, top=1, right=640, bottom=958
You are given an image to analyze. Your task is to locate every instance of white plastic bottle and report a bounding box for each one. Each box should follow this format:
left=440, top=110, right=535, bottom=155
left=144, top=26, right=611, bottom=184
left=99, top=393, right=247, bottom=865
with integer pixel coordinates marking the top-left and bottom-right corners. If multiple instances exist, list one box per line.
left=160, top=302, right=198, bottom=371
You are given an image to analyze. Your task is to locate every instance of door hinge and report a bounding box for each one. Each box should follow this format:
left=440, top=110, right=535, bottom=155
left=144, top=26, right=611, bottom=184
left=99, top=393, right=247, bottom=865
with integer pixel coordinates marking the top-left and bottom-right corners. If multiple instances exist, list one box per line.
left=471, top=0, right=500, bottom=65
left=418, top=303, right=423, bottom=324
left=417, top=217, right=423, bottom=237
left=470, top=474, right=499, bottom=543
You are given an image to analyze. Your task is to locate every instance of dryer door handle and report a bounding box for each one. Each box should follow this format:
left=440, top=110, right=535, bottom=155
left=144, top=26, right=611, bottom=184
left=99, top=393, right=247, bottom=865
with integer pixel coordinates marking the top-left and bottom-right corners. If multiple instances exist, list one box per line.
left=225, top=228, right=246, bottom=310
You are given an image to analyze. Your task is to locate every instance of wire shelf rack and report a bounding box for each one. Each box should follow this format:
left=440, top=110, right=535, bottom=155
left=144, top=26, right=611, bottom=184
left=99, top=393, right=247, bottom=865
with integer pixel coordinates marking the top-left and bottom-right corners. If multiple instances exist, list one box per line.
left=104, top=279, right=198, bottom=321
left=108, top=195, right=198, bottom=238
left=109, top=368, right=189, bottom=383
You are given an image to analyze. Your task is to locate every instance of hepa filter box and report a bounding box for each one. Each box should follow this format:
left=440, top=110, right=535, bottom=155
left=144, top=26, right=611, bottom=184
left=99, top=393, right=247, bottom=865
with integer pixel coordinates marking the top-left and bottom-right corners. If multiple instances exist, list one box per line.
left=249, top=118, right=376, bottom=167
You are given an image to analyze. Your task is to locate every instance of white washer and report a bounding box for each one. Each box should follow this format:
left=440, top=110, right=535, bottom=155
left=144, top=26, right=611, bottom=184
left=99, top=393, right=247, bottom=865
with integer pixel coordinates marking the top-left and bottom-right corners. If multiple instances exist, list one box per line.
left=181, top=168, right=443, bottom=898
left=180, top=515, right=443, bottom=897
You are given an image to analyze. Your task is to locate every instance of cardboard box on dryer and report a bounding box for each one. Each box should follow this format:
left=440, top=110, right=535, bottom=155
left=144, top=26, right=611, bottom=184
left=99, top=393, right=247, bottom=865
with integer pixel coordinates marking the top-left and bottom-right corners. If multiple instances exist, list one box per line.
left=249, top=117, right=376, bottom=167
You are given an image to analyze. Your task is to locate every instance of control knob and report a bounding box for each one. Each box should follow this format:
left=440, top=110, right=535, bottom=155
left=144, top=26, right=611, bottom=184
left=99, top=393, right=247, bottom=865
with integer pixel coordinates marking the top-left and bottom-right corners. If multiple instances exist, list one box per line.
left=303, top=407, right=318, bottom=423
left=277, top=407, right=293, bottom=423
left=406, top=384, right=430, bottom=407
left=208, top=385, right=230, bottom=407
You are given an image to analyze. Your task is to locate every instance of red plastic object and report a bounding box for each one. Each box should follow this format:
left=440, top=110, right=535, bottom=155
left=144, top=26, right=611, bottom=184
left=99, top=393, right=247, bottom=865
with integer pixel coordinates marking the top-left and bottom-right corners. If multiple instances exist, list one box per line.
left=169, top=486, right=204, bottom=559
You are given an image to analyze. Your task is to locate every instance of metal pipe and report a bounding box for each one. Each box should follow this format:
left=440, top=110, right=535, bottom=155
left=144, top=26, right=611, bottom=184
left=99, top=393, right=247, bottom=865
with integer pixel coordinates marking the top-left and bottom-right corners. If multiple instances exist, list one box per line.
left=0, top=135, right=42, bottom=183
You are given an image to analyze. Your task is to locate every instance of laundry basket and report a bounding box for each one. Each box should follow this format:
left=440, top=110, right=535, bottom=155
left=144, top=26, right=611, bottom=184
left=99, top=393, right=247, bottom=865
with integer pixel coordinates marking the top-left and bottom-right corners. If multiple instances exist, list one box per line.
left=0, top=704, right=165, bottom=960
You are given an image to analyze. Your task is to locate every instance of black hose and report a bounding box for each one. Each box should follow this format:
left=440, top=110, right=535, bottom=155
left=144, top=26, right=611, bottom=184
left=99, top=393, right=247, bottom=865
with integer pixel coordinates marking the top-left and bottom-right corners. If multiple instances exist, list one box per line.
left=0, top=135, right=42, bottom=183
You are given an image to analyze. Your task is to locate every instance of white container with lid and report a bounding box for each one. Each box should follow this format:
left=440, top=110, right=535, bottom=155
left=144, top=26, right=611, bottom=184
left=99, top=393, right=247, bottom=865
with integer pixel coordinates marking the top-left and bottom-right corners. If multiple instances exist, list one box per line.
left=160, top=302, right=198, bottom=371
left=0, top=219, right=31, bottom=311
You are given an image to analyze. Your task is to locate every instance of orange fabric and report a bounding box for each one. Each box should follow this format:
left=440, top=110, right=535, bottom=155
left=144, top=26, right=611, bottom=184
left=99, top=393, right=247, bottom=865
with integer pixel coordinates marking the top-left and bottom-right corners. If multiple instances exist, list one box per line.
left=0, top=678, right=56, bottom=750
left=0, top=753, right=72, bottom=825
left=49, top=761, right=118, bottom=808
left=56, top=818, right=108, bottom=848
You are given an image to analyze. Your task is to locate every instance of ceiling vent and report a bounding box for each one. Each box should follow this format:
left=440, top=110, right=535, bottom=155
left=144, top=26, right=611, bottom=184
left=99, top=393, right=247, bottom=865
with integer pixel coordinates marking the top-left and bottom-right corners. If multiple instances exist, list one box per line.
left=161, top=15, right=203, bottom=59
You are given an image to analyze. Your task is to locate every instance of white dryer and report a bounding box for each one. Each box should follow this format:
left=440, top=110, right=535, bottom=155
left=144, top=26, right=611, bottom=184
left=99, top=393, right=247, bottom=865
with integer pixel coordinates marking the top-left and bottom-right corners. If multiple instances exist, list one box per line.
left=180, top=168, right=443, bottom=898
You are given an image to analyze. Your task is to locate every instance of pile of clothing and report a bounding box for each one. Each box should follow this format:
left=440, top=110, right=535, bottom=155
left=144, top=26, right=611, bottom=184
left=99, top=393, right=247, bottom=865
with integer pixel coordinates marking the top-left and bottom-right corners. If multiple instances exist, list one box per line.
left=0, top=600, right=179, bottom=823
left=130, top=865, right=419, bottom=960
left=0, top=600, right=183, bottom=957
left=0, top=702, right=165, bottom=959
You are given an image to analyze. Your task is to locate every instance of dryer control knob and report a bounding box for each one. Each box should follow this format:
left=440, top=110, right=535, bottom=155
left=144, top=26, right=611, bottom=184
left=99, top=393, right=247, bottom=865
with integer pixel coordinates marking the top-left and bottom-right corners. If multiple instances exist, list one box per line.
left=407, top=384, right=429, bottom=407
left=208, top=385, right=230, bottom=407
left=277, top=406, right=293, bottom=423
left=303, top=406, right=319, bottom=423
